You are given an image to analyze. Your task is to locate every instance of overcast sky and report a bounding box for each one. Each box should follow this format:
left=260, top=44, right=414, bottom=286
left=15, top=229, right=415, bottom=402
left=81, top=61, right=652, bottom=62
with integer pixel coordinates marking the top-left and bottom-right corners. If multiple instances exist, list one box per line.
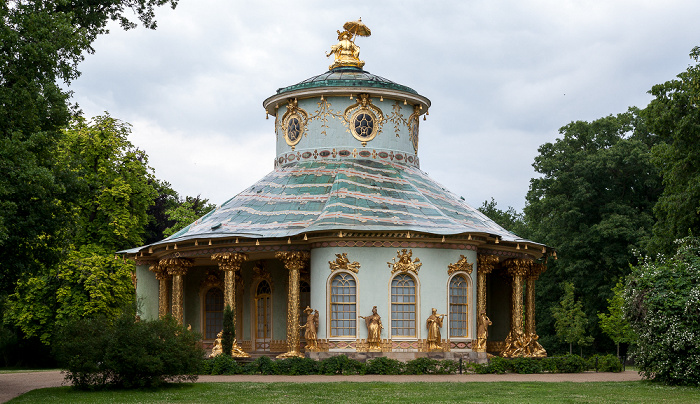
left=70, top=0, right=700, bottom=212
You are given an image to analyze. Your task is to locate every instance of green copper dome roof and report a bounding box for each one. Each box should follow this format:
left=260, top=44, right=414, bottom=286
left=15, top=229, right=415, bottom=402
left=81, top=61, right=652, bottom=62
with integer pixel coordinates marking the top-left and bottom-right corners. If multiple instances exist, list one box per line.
left=133, top=159, right=535, bottom=249
left=276, top=66, right=418, bottom=95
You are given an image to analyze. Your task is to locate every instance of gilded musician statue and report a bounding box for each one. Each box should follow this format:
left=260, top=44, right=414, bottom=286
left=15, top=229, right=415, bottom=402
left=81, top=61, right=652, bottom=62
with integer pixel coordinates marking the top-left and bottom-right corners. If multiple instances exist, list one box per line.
left=359, top=306, right=383, bottom=351
left=300, top=306, right=320, bottom=351
left=426, top=308, right=446, bottom=351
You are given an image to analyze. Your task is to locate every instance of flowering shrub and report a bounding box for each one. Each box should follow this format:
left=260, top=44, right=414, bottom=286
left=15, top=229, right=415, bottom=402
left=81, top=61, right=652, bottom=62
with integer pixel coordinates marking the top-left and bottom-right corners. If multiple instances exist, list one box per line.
left=625, top=236, right=700, bottom=385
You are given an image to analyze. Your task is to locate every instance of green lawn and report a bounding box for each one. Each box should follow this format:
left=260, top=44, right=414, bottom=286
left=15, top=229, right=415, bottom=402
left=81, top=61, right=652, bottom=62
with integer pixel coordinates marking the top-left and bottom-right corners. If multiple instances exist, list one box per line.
left=9, top=382, right=700, bottom=403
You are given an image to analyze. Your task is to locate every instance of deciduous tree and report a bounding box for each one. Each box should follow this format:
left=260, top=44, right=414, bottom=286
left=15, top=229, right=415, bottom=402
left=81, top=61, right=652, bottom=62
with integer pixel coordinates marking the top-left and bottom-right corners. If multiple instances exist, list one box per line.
left=644, top=47, right=700, bottom=254
left=597, top=280, right=636, bottom=357
left=552, top=282, right=593, bottom=355
left=524, top=110, right=661, bottom=350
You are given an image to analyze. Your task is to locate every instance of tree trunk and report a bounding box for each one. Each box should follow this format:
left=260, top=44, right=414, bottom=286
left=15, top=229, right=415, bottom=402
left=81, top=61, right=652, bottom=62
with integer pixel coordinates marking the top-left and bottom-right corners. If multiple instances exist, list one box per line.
left=569, top=343, right=572, bottom=355
left=616, top=342, right=620, bottom=358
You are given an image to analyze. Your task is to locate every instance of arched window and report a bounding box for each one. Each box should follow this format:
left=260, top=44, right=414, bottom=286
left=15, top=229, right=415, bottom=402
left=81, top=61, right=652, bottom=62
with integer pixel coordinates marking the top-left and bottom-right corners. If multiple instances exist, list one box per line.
left=255, top=280, right=272, bottom=350
left=449, top=274, right=469, bottom=338
left=330, top=273, right=356, bottom=337
left=204, top=287, right=224, bottom=339
left=391, top=273, right=417, bottom=337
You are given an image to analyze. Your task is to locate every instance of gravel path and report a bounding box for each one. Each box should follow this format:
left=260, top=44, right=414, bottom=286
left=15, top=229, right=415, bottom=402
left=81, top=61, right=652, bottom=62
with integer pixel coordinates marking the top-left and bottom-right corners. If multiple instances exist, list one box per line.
left=0, top=370, right=643, bottom=403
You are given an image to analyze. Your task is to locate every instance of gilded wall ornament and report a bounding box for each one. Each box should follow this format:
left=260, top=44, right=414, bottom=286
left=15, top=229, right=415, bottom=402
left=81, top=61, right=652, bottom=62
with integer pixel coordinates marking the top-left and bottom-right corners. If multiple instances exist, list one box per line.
left=447, top=255, right=473, bottom=276
left=385, top=101, right=407, bottom=138
left=200, top=270, right=223, bottom=289
left=252, top=261, right=272, bottom=288
left=387, top=249, right=422, bottom=275
left=344, top=94, right=384, bottom=145
left=408, top=105, right=420, bottom=152
left=307, top=97, right=343, bottom=136
left=328, top=252, right=361, bottom=273
left=281, top=98, right=308, bottom=150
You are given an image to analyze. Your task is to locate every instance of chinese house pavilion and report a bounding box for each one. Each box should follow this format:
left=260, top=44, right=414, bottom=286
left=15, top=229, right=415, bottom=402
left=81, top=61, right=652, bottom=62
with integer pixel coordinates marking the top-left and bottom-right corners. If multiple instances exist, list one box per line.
left=123, top=20, right=552, bottom=361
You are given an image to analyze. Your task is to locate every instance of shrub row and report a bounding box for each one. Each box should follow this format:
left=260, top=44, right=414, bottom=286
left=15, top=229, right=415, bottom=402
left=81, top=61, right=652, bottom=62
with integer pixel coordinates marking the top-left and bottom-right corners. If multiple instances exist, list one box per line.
left=201, top=353, right=622, bottom=376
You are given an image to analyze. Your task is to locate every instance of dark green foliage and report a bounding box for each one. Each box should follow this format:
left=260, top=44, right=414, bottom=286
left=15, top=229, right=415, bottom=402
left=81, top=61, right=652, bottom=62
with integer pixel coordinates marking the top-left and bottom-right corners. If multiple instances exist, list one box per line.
left=524, top=109, right=661, bottom=352
left=365, top=356, right=404, bottom=374
left=0, top=0, right=178, bottom=297
left=206, top=355, right=243, bottom=375
left=550, top=354, right=587, bottom=373
left=510, top=357, right=542, bottom=374
left=53, top=309, right=204, bottom=389
left=644, top=48, right=700, bottom=254
left=318, top=355, right=366, bottom=375
left=478, top=198, right=529, bottom=238
left=275, top=357, right=319, bottom=375
left=588, top=354, right=623, bottom=373
left=483, top=356, right=509, bottom=374
left=222, top=305, right=234, bottom=356
left=625, top=236, right=700, bottom=385
left=242, top=356, right=279, bottom=375
left=538, top=357, right=558, bottom=373
left=403, top=357, right=458, bottom=375
left=404, top=357, right=439, bottom=375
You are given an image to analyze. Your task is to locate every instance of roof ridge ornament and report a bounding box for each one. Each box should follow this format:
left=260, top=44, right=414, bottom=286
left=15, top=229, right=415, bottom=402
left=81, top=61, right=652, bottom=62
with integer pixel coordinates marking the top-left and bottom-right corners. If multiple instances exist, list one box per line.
left=326, top=18, right=371, bottom=71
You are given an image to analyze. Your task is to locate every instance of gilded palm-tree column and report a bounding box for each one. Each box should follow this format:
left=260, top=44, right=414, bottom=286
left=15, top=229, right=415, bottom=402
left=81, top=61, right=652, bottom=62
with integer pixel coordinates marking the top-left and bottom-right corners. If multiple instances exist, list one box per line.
left=150, top=263, right=171, bottom=318
left=211, top=252, right=249, bottom=357
left=524, top=263, right=547, bottom=357
left=275, top=251, right=310, bottom=358
left=502, top=259, right=530, bottom=358
left=475, top=255, right=499, bottom=352
left=161, top=257, right=193, bottom=325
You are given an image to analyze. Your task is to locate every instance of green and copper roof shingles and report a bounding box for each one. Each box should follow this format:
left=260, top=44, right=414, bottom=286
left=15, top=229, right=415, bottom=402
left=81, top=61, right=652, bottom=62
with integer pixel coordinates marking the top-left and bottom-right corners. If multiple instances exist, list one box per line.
left=276, top=67, right=418, bottom=95
left=145, top=159, right=531, bottom=248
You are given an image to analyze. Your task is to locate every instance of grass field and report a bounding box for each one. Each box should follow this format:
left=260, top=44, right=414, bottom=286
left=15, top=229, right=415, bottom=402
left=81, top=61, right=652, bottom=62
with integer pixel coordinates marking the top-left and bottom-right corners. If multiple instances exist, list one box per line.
left=9, top=381, right=700, bottom=403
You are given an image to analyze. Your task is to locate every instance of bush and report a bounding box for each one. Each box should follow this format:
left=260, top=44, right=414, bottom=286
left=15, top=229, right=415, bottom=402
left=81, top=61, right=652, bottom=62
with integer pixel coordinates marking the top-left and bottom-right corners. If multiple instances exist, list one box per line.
left=588, top=354, right=622, bottom=373
left=551, top=354, right=586, bottom=373
left=539, top=357, right=557, bottom=373
left=276, top=357, right=319, bottom=375
left=510, top=357, right=541, bottom=374
left=437, top=359, right=460, bottom=374
left=365, top=356, right=404, bottom=375
left=483, top=356, right=509, bottom=374
left=53, top=310, right=204, bottom=389
left=625, top=237, right=700, bottom=385
left=318, top=355, right=365, bottom=375
left=209, top=355, right=243, bottom=375
left=405, top=357, right=440, bottom=375
left=243, top=355, right=279, bottom=375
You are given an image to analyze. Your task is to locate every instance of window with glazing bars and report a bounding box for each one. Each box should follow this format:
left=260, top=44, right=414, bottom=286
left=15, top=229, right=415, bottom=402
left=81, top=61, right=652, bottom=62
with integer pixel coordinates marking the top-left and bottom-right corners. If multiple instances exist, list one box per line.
left=449, top=275, right=469, bottom=337
left=330, top=273, right=356, bottom=337
left=391, top=273, right=416, bottom=337
left=205, top=287, right=224, bottom=339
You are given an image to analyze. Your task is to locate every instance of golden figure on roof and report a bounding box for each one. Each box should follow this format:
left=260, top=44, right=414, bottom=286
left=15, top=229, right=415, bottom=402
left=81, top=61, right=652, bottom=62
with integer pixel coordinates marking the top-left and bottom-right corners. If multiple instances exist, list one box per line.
left=327, top=18, right=371, bottom=70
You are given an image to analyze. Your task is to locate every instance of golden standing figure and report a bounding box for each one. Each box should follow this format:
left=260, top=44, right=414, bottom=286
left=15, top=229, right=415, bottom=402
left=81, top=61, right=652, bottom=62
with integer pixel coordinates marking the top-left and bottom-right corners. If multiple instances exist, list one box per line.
left=477, top=310, right=492, bottom=351
left=300, top=306, right=319, bottom=351
left=426, top=308, right=446, bottom=351
left=359, top=306, right=383, bottom=351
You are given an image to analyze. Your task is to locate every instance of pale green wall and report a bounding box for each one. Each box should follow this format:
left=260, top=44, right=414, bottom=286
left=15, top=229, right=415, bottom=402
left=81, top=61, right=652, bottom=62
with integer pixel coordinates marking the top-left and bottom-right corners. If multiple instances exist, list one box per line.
left=135, top=264, right=159, bottom=321
left=310, top=246, right=477, bottom=342
left=276, top=96, right=418, bottom=158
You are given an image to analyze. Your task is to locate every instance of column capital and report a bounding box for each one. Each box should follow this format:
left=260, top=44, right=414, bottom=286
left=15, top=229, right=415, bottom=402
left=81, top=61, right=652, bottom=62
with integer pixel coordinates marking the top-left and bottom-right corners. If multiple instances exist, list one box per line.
left=505, top=258, right=531, bottom=277
left=211, top=252, right=248, bottom=272
left=528, top=263, right=547, bottom=280
left=160, top=257, right=193, bottom=277
left=477, top=255, right=499, bottom=274
left=275, top=251, right=310, bottom=271
left=149, top=262, right=171, bottom=280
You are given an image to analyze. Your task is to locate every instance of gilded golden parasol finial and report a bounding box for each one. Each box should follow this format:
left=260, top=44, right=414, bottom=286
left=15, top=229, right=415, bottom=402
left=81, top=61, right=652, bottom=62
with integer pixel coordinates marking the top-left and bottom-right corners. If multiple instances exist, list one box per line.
left=326, top=19, right=370, bottom=70
left=343, top=18, right=371, bottom=40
